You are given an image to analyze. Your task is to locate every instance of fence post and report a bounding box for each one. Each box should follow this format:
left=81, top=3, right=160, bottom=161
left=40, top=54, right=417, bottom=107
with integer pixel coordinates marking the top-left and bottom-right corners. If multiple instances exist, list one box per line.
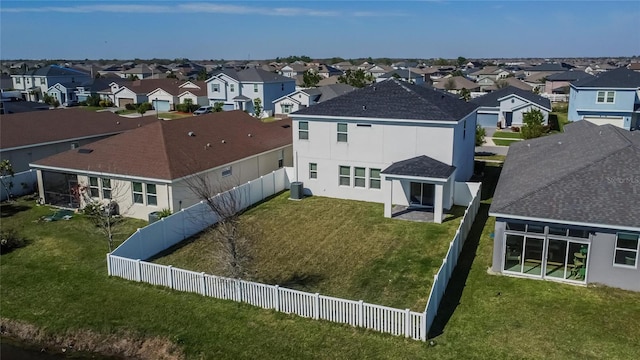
left=200, top=272, right=206, bottom=296
left=314, top=293, right=320, bottom=320
left=358, top=300, right=364, bottom=327
left=235, top=279, right=242, bottom=303
left=260, top=175, right=264, bottom=201
left=168, top=265, right=174, bottom=289
left=135, top=259, right=141, bottom=282
left=274, top=285, right=280, bottom=311
left=421, top=311, right=427, bottom=341
left=405, top=308, right=411, bottom=338
left=106, top=253, right=111, bottom=276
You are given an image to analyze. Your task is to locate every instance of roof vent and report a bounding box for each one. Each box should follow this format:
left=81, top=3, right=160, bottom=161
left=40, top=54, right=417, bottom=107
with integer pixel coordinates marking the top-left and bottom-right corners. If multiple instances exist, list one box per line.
left=116, top=121, right=120, bottom=125
left=206, top=143, right=211, bottom=147
left=281, top=124, right=291, bottom=128
left=188, top=131, right=195, bottom=137
left=362, top=105, right=366, bottom=110
left=248, top=133, right=252, bottom=137
left=373, top=86, right=376, bottom=91
left=221, top=139, right=226, bottom=143
left=78, top=148, right=93, bottom=154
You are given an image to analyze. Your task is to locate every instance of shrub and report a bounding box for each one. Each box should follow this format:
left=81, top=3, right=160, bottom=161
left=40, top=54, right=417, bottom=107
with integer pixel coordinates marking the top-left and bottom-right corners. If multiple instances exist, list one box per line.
left=98, top=100, right=107, bottom=107
left=157, top=208, right=173, bottom=219
left=521, top=109, right=545, bottom=139
left=86, top=94, right=101, bottom=107
left=125, top=103, right=136, bottom=110
left=0, top=228, right=26, bottom=254
left=511, top=126, right=521, bottom=133
left=475, top=125, right=486, bottom=146
left=78, top=100, right=88, bottom=106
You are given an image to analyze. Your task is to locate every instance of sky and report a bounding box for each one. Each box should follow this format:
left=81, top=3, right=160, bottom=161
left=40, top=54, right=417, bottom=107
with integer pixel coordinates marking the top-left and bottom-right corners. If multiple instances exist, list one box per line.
left=1, top=0, right=639, bottom=60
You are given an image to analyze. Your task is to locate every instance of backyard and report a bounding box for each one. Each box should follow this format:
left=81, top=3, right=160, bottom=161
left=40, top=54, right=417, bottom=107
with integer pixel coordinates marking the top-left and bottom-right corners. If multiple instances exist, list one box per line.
left=153, top=194, right=466, bottom=311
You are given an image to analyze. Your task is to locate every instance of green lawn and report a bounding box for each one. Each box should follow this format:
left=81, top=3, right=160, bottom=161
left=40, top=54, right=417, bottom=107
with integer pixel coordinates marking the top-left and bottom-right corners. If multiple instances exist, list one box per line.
left=114, top=109, right=137, bottom=115
left=551, top=111, right=570, bottom=131
left=158, top=112, right=192, bottom=120
left=491, top=131, right=522, bottom=139
left=154, top=194, right=464, bottom=311
left=492, top=138, right=521, bottom=146
left=475, top=154, right=506, bottom=162
left=80, top=106, right=106, bottom=111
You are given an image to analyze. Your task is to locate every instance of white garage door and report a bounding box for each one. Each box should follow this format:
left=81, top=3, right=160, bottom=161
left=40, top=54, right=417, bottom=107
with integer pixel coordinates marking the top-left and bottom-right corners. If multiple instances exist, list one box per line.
left=152, top=100, right=171, bottom=112
left=583, top=116, right=624, bottom=128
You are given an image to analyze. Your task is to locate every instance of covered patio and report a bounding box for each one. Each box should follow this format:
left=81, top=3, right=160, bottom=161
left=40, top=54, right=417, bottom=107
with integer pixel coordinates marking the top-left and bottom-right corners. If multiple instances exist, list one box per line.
left=381, top=155, right=456, bottom=224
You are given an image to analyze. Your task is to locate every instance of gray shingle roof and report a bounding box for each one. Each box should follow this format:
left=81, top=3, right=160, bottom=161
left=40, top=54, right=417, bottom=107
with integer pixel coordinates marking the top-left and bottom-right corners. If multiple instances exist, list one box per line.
left=382, top=155, right=456, bottom=179
left=470, top=86, right=551, bottom=110
left=489, top=122, right=640, bottom=229
left=23, top=65, right=89, bottom=77
left=237, top=68, right=294, bottom=83
left=379, top=69, right=417, bottom=79
left=571, top=67, right=640, bottom=88
left=545, top=70, right=594, bottom=82
left=292, top=79, right=478, bottom=121
left=525, top=63, right=571, bottom=72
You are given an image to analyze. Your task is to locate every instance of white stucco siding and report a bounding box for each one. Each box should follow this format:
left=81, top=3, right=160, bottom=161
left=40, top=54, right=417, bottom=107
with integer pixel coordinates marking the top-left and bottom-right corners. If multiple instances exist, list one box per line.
left=115, top=88, right=137, bottom=105
left=148, top=89, right=176, bottom=105
left=499, top=96, right=529, bottom=113
left=512, top=105, right=549, bottom=126
left=451, top=112, right=477, bottom=182
left=208, top=78, right=228, bottom=100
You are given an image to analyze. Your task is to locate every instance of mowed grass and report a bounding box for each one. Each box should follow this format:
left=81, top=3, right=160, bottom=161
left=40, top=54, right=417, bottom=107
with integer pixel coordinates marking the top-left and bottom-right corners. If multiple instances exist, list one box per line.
left=491, top=131, right=522, bottom=139
left=493, top=138, right=521, bottom=146
left=154, top=194, right=465, bottom=311
left=158, top=112, right=193, bottom=120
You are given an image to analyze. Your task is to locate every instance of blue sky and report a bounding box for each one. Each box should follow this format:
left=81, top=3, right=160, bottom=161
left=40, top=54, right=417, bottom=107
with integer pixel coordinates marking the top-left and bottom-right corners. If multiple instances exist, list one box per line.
left=1, top=0, right=639, bottom=60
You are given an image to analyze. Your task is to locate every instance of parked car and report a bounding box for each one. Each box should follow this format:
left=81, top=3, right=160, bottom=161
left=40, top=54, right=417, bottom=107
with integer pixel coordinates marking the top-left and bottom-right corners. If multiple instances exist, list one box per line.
left=193, top=106, right=213, bottom=115
left=62, top=100, right=78, bottom=107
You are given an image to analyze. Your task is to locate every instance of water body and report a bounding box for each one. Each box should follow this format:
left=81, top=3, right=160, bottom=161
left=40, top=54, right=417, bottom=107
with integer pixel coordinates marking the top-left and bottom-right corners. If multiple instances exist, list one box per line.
left=1, top=337, right=121, bottom=359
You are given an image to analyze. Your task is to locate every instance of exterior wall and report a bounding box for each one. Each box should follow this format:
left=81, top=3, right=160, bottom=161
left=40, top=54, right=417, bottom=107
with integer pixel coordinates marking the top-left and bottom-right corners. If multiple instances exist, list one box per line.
left=114, top=88, right=138, bottom=105
left=273, top=97, right=301, bottom=115
left=568, top=87, right=637, bottom=126
left=148, top=89, right=177, bottom=109
left=179, top=94, right=208, bottom=107
left=292, top=117, right=458, bottom=203
left=207, top=77, right=230, bottom=101
left=244, top=81, right=295, bottom=113
left=511, top=105, right=549, bottom=126
left=477, top=111, right=499, bottom=127
left=544, top=80, right=570, bottom=94
left=451, top=112, right=477, bottom=182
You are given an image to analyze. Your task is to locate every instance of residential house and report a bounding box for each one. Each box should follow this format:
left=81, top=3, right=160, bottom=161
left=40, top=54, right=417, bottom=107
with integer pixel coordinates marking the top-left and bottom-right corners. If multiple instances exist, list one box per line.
left=467, top=66, right=511, bottom=82
left=628, top=62, right=640, bottom=72
left=471, top=86, right=551, bottom=128
left=489, top=121, right=640, bottom=292
left=120, top=65, right=153, bottom=80
left=523, top=63, right=572, bottom=77
left=333, top=61, right=355, bottom=71
left=568, top=67, right=640, bottom=130
left=272, top=84, right=355, bottom=116
left=206, top=68, right=296, bottom=116
left=146, top=81, right=208, bottom=111
left=46, top=82, right=79, bottom=105
left=113, top=79, right=190, bottom=108
left=314, top=64, right=343, bottom=78
left=433, top=76, right=480, bottom=94
left=365, top=65, right=393, bottom=79
left=30, top=111, right=293, bottom=220
left=290, top=79, right=478, bottom=223
left=544, top=70, right=595, bottom=94
left=376, top=69, right=425, bottom=85
left=0, top=109, right=157, bottom=172
left=74, top=77, right=129, bottom=103
left=10, top=65, right=91, bottom=102
left=279, top=63, right=309, bottom=78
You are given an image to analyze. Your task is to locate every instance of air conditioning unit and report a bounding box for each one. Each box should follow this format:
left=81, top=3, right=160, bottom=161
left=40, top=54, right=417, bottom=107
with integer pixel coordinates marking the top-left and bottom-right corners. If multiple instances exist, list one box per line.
left=289, top=182, right=304, bottom=200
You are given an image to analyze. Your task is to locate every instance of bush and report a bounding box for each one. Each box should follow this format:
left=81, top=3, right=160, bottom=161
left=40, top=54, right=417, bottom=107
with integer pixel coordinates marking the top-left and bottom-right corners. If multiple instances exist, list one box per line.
left=157, top=208, right=172, bottom=219
left=521, top=109, right=545, bottom=139
left=511, top=126, right=521, bottom=133
left=0, top=228, right=26, bottom=254
left=86, top=95, right=101, bottom=107
left=79, top=100, right=88, bottom=106
left=125, top=103, right=136, bottom=110
left=475, top=125, right=486, bottom=146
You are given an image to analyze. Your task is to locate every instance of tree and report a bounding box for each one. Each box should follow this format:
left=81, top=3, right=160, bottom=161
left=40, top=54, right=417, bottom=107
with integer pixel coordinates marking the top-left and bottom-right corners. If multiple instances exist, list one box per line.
left=521, top=108, right=546, bottom=139
left=444, top=78, right=456, bottom=91
left=0, top=160, right=15, bottom=200
left=166, top=72, right=177, bottom=79
left=457, top=56, right=468, bottom=67
left=338, top=69, right=374, bottom=88
left=127, top=74, right=139, bottom=81
left=302, top=70, right=321, bottom=88
left=86, top=94, right=101, bottom=107
left=137, top=102, right=152, bottom=117
left=196, top=68, right=209, bottom=81
left=460, top=88, right=471, bottom=102
left=213, top=102, right=224, bottom=112
left=475, top=125, right=486, bottom=146
left=451, top=69, right=465, bottom=77
left=532, top=86, right=541, bottom=94
left=253, top=97, right=263, bottom=118
left=495, top=79, right=509, bottom=89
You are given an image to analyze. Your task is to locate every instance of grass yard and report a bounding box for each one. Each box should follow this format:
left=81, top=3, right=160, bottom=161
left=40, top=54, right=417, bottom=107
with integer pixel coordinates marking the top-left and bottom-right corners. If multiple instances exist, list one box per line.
left=114, top=109, right=137, bottom=115
left=491, top=131, right=522, bottom=139
left=158, top=112, right=193, bottom=120
left=474, top=154, right=506, bottom=162
left=154, top=194, right=465, bottom=311
left=492, top=138, right=521, bottom=146
left=80, top=106, right=106, bottom=111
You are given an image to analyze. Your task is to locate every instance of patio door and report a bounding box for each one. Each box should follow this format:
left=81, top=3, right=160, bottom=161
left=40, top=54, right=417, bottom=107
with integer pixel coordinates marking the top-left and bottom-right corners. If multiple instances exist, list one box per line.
left=545, top=239, right=589, bottom=282
left=409, top=182, right=434, bottom=207
left=503, top=234, right=544, bottom=277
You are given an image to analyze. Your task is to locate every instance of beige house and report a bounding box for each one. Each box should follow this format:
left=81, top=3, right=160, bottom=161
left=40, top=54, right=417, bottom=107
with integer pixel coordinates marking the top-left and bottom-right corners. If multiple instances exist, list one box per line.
left=30, top=111, right=293, bottom=220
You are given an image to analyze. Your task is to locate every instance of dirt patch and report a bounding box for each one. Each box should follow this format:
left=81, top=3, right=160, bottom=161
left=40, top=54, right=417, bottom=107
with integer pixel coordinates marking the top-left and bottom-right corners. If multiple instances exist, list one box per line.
left=0, top=318, right=185, bottom=360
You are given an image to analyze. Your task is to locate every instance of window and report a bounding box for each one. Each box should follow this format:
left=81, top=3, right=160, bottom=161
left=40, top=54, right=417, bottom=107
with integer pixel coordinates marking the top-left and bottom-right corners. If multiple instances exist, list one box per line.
left=309, top=163, right=317, bottom=179
left=278, top=149, right=284, bottom=168
left=15, top=78, right=21, bottom=84
left=337, top=123, right=348, bottom=142
left=299, top=121, right=309, bottom=140
left=354, top=167, right=366, bottom=187
left=146, top=184, right=157, bottom=206
left=254, top=84, right=259, bottom=93
left=339, top=166, right=350, bottom=186
left=614, top=233, right=639, bottom=267
left=230, top=83, right=235, bottom=92
left=212, top=83, right=220, bottom=92
left=222, top=166, right=232, bottom=177
left=70, top=142, right=79, bottom=149
left=89, top=177, right=99, bottom=198
left=281, top=83, right=284, bottom=91
left=596, top=91, right=615, bottom=103
left=370, top=168, right=381, bottom=189
left=463, top=119, right=467, bottom=139
left=132, top=182, right=144, bottom=204
left=101, top=178, right=112, bottom=199
left=282, top=104, right=292, bottom=114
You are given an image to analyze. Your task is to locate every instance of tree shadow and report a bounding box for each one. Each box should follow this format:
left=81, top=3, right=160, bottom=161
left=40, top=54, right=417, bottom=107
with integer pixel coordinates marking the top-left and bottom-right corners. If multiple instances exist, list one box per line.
left=0, top=203, right=30, bottom=218
left=262, top=272, right=325, bottom=292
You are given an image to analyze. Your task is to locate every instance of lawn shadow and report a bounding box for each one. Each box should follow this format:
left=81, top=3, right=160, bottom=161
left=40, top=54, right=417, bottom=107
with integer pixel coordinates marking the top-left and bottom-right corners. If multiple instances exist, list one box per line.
left=262, top=272, right=325, bottom=292
left=0, top=202, right=31, bottom=218
left=443, top=205, right=466, bottom=223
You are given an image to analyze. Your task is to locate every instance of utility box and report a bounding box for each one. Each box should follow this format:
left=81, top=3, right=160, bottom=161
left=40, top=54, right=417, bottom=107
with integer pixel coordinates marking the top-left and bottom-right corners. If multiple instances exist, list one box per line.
left=290, top=182, right=304, bottom=200
left=148, top=211, right=161, bottom=224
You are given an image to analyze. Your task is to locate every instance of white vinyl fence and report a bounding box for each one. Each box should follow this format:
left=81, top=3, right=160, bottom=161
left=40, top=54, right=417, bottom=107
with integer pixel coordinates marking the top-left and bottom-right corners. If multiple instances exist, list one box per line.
left=540, top=93, right=569, bottom=102
left=423, top=183, right=481, bottom=331
left=107, top=172, right=481, bottom=342
left=0, top=169, right=37, bottom=201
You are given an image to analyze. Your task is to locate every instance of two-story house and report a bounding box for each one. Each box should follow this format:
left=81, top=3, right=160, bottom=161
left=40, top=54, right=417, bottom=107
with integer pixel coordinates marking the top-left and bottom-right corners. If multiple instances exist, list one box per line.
left=290, top=79, right=478, bottom=223
left=376, top=69, right=425, bottom=85
left=568, top=68, right=640, bottom=130
left=206, top=68, right=295, bottom=116
left=10, top=65, right=91, bottom=102
left=272, top=84, right=355, bottom=116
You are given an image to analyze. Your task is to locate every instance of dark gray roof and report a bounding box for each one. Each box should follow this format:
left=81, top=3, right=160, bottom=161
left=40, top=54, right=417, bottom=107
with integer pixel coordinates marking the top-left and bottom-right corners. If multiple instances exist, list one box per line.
left=382, top=155, right=456, bottom=179
left=525, top=63, right=572, bottom=72
left=490, top=122, right=640, bottom=229
left=470, top=86, right=551, bottom=110
left=379, top=69, right=417, bottom=79
left=237, top=68, right=294, bottom=83
left=545, top=70, right=594, bottom=82
left=21, top=65, right=89, bottom=77
left=571, top=67, right=640, bottom=88
left=292, top=79, right=478, bottom=121
left=316, top=84, right=356, bottom=103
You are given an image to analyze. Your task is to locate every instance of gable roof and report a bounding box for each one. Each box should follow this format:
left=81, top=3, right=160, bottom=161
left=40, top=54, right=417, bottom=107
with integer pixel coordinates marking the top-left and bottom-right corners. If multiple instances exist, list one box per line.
left=0, top=109, right=158, bottom=151
left=489, top=121, right=640, bottom=230
left=382, top=155, right=456, bottom=179
left=379, top=69, right=417, bottom=80
left=545, top=70, right=594, bottom=82
left=314, top=83, right=356, bottom=102
left=571, top=67, right=640, bottom=88
left=117, top=79, right=197, bottom=95
left=525, top=63, right=571, bottom=72
left=433, top=76, right=479, bottom=91
left=15, top=65, right=89, bottom=77
left=31, top=111, right=292, bottom=181
left=237, top=68, right=294, bottom=83
left=292, top=79, right=477, bottom=121
left=470, top=86, right=551, bottom=110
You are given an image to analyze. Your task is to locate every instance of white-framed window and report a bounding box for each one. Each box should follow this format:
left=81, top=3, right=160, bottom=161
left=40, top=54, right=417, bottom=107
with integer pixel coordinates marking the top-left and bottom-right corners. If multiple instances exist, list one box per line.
left=132, top=182, right=144, bottom=204
left=278, top=149, right=284, bottom=168
left=370, top=168, right=381, bottom=189
left=309, top=163, right=317, bottom=179
left=230, top=83, right=235, bottom=92
left=614, top=232, right=639, bottom=268
left=212, top=83, right=220, bottom=92
left=354, top=167, right=366, bottom=187
left=339, top=166, right=350, bottom=186
left=282, top=104, right=292, bottom=114
left=222, top=166, right=232, bottom=177
left=254, top=84, right=259, bottom=93
left=337, top=123, right=348, bottom=142
left=299, top=121, right=309, bottom=140
left=88, top=177, right=99, bottom=198
left=146, top=184, right=157, bottom=206
left=596, top=91, right=615, bottom=103
left=101, top=178, right=112, bottom=199
left=15, top=77, right=21, bottom=84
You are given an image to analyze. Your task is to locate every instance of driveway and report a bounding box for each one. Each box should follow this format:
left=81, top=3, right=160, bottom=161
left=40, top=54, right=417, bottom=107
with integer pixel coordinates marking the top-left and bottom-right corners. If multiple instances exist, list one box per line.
left=475, top=145, right=509, bottom=156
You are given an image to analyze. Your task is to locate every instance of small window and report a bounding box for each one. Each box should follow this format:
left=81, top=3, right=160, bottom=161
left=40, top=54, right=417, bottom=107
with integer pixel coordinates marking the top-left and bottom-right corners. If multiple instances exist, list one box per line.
left=132, top=182, right=144, bottom=204
left=222, top=166, right=232, bottom=177
left=212, top=83, right=220, bottom=92
left=614, top=233, right=639, bottom=267
left=71, top=142, right=79, bottom=149
left=596, top=91, right=615, bottom=103
left=354, top=167, right=366, bottom=187
left=337, top=123, right=348, bottom=142
left=299, top=121, right=309, bottom=140
left=89, top=177, right=99, bottom=198
left=230, top=83, right=235, bottom=92
left=278, top=149, right=284, bottom=168
left=101, top=178, right=112, bottom=199
left=254, top=84, right=259, bottom=93
left=282, top=104, right=292, bottom=114
left=463, top=119, right=467, bottom=140
left=309, top=163, right=317, bottom=179
left=339, top=166, right=350, bottom=186
left=146, top=184, right=157, bottom=206
left=15, top=78, right=21, bottom=84
left=370, top=168, right=381, bottom=189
